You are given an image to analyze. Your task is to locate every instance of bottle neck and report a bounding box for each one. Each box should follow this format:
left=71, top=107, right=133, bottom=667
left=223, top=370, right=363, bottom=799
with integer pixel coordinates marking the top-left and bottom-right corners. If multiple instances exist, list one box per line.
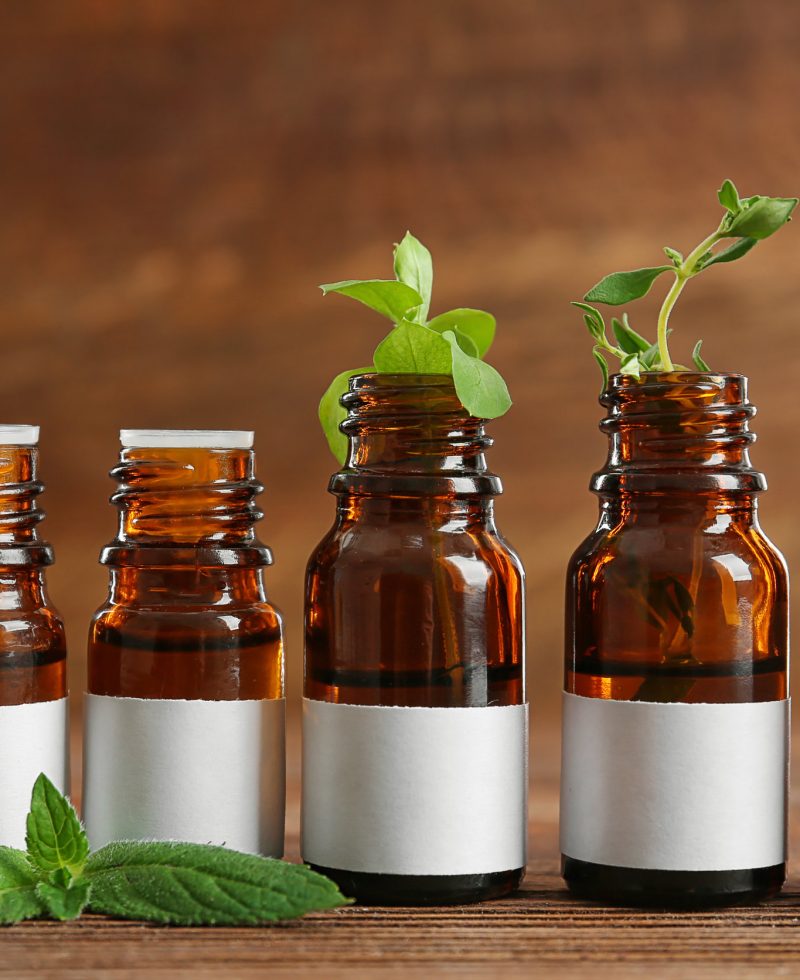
left=331, top=373, right=502, bottom=497
left=0, top=444, right=53, bottom=567
left=599, top=491, right=760, bottom=530
left=107, top=566, right=267, bottom=606
left=0, top=568, right=50, bottom=610
left=593, top=373, right=765, bottom=496
left=101, top=445, right=272, bottom=568
left=336, top=494, right=498, bottom=530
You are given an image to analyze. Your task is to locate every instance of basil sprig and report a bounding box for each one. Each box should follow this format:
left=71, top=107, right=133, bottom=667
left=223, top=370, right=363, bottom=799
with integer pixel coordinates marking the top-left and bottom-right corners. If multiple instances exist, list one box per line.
left=319, top=232, right=511, bottom=463
left=576, top=179, right=797, bottom=388
left=0, top=774, right=349, bottom=926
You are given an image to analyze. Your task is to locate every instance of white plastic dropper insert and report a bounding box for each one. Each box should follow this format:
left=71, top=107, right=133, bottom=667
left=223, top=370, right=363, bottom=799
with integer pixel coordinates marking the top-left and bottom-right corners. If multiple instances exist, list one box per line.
left=0, top=425, right=40, bottom=445
left=119, top=429, right=254, bottom=449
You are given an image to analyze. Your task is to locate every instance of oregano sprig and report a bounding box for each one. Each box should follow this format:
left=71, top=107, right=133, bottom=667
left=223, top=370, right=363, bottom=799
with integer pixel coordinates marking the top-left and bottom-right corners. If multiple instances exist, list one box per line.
left=319, top=232, right=511, bottom=463
left=575, top=180, right=797, bottom=388
left=0, top=774, right=349, bottom=926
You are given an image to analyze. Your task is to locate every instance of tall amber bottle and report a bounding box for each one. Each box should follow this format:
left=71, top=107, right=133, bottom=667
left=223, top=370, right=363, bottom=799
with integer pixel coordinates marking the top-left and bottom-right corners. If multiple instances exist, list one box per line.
left=302, top=374, right=527, bottom=905
left=561, top=374, right=788, bottom=907
left=83, top=430, right=285, bottom=855
left=0, top=425, right=68, bottom=848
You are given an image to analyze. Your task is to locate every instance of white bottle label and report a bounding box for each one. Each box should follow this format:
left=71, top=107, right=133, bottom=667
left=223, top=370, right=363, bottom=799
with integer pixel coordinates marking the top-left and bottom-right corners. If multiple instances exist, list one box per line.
left=560, top=691, right=789, bottom=871
left=83, top=694, right=285, bottom=856
left=0, top=698, right=69, bottom=849
left=301, top=699, right=528, bottom=876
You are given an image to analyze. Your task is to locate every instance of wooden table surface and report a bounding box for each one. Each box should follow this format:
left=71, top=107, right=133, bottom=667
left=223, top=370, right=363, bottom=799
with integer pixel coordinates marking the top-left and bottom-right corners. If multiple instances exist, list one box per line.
left=2, top=725, right=799, bottom=978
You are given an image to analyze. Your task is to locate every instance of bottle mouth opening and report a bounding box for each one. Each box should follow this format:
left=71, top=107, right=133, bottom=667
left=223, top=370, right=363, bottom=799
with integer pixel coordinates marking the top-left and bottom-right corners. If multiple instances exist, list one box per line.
left=0, top=424, right=39, bottom=446
left=119, top=429, right=254, bottom=449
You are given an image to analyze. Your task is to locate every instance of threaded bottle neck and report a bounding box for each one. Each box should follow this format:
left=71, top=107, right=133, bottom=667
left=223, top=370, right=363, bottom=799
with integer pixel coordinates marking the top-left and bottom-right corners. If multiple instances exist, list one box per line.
left=331, top=373, right=501, bottom=496
left=593, top=373, right=765, bottom=495
left=0, top=429, right=53, bottom=567
left=101, top=431, right=272, bottom=567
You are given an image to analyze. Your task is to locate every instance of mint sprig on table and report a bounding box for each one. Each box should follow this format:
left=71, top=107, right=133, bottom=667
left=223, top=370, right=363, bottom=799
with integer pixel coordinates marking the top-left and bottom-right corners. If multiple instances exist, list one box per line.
left=575, top=180, right=797, bottom=388
left=319, top=232, right=511, bottom=463
left=0, top=774, right=348, bottom=926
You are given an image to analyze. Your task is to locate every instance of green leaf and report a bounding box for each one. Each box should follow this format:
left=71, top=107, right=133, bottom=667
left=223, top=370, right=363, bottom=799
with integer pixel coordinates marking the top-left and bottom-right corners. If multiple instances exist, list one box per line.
left=612, top=315, right=650, bottom=355
left=319, top=279, right=423, bottom=323
left=718, top=178, right=741, bottom=213
left=373, top=320, right=453, bottom=375
left=25, top=774, right=88, bottom=880
left=451, top=326, right=479, bottom=357
left=393, top=232, right=433, bottom=322
left=84, top=842, right=350, bottom=926
left=592, top=348, right=609, bottom=393
left=663, top=246, right=683, bottom=266
left=620, top=352, right=641, bottom=379
left=427, top=308, right=496, bottom=357
left=318, top=366, right=372, bottom=466
left=727, top=196, right=798, bottom=240
left=702, top=237, right=757, bottom=268
left=584, top=266, right=673, bottom=305
left=692, top=340, right=710, bottom=371
left=36, top=879, right=91, bottom=922
left=442, top=332, right=511, bottom=418
left=0, top=847, right=44, bottom=924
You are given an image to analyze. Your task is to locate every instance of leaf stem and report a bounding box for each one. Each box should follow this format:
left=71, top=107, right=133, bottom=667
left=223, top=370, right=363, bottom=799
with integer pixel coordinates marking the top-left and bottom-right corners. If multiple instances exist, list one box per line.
left=656, top=221, right=725, bottom=371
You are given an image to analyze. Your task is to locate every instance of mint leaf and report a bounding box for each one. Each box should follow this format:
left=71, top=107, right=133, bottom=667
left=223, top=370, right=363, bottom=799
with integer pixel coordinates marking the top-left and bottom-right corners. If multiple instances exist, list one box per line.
left=718, top=179, right=741, bottom=213
left=612, top=315, right=649, bottom=355
left=585, top=266, right=673, bottom=305
left=692, top=340, right=710, bottom=371
left=442, top=332, right=511, bottom=418
left=320, top=279, right=423, bottom=323
left=702, top=237, right=757, bottom=268
left=427, top=308, right=496, bottom=357
left=663, top=246, right=683, bottom=266
left=85, top=842, right=349, bottom=926
left=319, top=366, right=372, bottom=467
left=26, top=774, right=88, bottom=880
left=0, top=847, right=44, bottom=924
left=727, top=196, right=797, bottom=239
left=393, top=232, right=433, bottom=322
left=36, top=879, right=91, bottom=922
left=373, top=320, right=453, bottom=374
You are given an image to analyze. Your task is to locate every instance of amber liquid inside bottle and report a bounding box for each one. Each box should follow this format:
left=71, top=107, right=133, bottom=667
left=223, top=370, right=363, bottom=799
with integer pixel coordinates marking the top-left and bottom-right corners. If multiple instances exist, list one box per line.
left=304, top=375, right=526, bottom=904
left=0, top=440, right=66, bottom=706
left=562, top=374, right=788, bottom=907
left=88, top=444, right=283, bottom=701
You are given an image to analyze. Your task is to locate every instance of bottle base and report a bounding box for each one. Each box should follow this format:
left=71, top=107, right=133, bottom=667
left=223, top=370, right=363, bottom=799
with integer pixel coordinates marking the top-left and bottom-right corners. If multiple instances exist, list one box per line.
left=562, top=855, right=785, bottom=908
left=308, top=864, right=525, bottom=906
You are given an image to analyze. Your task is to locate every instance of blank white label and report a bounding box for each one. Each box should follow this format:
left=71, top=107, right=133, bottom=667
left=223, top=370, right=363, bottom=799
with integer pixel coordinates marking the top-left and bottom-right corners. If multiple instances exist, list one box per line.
left=0, top=698, right=69, bottom=849
left=560, top=692, right=789, bottom=871
left=83, top=695, right=285, bottom=857
left=301, top=699, right=528, bottom=876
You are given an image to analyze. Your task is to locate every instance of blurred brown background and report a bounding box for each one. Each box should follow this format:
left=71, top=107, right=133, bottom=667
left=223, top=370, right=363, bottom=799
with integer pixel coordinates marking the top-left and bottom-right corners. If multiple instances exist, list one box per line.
left=2, top=1, right=799, bottom=775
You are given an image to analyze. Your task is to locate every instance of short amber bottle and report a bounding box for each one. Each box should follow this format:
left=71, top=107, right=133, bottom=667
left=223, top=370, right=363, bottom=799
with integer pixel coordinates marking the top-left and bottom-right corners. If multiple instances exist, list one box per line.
left=561, top=374, right=788, bottom=907
left=0, top=425, right=68, bottom=848
left=302, top=375, right=528, bottom=905
left=83, top=430, right=285, bottom=855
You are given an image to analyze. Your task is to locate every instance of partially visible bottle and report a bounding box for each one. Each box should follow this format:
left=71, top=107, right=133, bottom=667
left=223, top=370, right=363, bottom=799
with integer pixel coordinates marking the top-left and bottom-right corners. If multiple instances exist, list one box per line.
left=561, top=374, right=788, bottom=907
left=83, top=430, right=285, bottom=856
left=302, top=374, right=527, bottom=905
left=0, top=425, right=68, bottom=848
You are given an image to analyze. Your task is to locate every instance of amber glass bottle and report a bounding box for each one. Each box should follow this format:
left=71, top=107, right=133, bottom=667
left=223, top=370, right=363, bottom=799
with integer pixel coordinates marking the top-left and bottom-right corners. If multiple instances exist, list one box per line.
left=561, top=374, right=788, bottom=907
left=83, top=430, right=285, bottom=856
left=0, top=425, right=67, bottom=849
left=302, top=374, right=527, bottom=905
